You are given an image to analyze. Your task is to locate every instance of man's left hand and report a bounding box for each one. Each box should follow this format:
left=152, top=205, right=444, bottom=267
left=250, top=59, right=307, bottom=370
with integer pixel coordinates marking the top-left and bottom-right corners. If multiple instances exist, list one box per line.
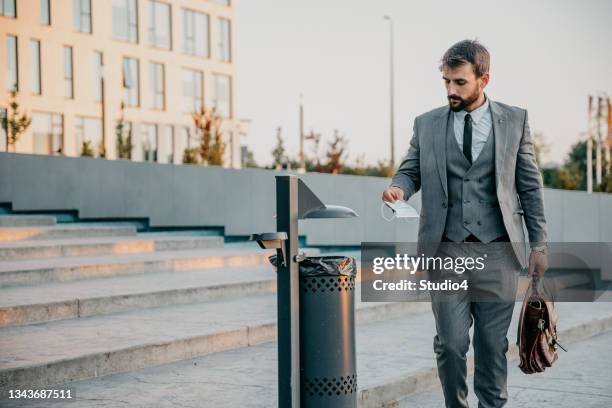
left=528, top=250, right=548, bottom=277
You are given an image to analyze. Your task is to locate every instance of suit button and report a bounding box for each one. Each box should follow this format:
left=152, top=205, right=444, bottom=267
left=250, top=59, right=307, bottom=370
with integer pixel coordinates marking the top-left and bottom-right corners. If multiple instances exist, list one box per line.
left=442, top=202, right=447, bottom=208
left=464, top=178, right=470, bottom=182
left=477, top=220, right=482, bottom=226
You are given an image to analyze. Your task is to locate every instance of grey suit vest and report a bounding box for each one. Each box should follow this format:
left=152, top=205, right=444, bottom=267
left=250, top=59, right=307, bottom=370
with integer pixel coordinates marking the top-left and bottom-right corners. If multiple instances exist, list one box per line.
left=443, top=112, right=509, bottom=242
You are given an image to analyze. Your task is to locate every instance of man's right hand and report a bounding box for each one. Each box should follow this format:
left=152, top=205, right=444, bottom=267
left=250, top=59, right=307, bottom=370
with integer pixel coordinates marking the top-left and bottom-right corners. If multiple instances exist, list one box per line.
left=382, top=187, right=405, bottom=203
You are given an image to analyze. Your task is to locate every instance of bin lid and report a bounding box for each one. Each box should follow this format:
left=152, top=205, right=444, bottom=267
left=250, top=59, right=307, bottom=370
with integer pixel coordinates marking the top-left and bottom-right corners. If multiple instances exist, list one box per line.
left=268, top=254, right=356, bottom=277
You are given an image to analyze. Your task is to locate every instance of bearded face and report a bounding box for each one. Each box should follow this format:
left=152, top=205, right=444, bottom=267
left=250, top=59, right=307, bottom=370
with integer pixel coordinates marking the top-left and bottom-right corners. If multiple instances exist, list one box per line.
left=442, top=63, right=488, bottom=112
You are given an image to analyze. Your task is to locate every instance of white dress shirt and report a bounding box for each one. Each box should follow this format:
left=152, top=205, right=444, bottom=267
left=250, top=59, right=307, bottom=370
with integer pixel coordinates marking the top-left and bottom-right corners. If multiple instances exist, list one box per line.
left=452, top=95, right=493, bottom=162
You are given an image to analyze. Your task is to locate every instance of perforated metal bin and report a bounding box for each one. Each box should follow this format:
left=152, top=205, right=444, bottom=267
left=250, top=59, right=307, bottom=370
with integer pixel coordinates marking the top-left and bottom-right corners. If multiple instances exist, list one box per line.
left=270, top=254, right=357, bottom=408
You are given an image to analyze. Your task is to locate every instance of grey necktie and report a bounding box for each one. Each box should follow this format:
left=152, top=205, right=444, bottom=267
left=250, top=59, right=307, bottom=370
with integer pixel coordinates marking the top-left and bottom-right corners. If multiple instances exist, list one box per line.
left=463, top=113, right=473, bottom=164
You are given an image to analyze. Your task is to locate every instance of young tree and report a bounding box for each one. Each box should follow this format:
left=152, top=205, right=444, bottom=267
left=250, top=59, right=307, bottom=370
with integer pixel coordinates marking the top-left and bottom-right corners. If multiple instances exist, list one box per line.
left=272, top=127, right=286, bottom=170
left=115, top=102, right=133, bottom=159
left=242, top=146, right=258, bottom=168
left=182, top=147, right=199, bottom=164
left=305, top=129, right=322, bottom=172
left=532, top=130, right=549, bottom=168
left=193, top=106, right=226, bottom=166
left=325, top=129, right=347, bottom=174
left=1, top=90, right=31, bottom=152
left=80, top=141, right=94, bottom=157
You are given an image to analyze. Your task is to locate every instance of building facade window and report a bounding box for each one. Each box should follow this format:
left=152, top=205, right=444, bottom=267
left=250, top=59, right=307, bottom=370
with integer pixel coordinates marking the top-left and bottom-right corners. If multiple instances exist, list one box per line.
left=6, top=35, right=18, bottom=91
left=73, top=0, right=92, bottom=33
left=149, top=62, right=164, bottom=109
left=0, top=0, right=16, bottom=17
left=63, top=46, right=73, bottom=98
left=181, top=8, right=208, bottom=57
left=148, top=0, right=171, bottom=50
left=218, top=17, right=231, bottom=62
left=214, top=0, right=230, bottom=6
left=140, top=123, right=158, bottom=162
left=175, top=126, right=192, bottom=163
left=113, top=0, right=138, bottom=43
left=32, top=111, right=63, bottom=155
left=74, top=116, right=102, bottom=156
left=122, top=57, right=139, bottom=106
left=181, top=68, right=203, bottom=114
left=159, top=124, right=172, bottom=163
left=94, top=51, right=103, bottom=102
left=212, top=73, right=231, bottom=118
left=30, top=40, right=41, bottom=94
left=40, top=0, right=50, bottom=25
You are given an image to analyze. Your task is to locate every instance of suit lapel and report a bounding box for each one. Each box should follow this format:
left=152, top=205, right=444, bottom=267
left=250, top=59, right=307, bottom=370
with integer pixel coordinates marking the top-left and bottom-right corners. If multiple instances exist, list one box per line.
left=489, top=100, right=508, bottom=190
left=433, top=106, right=450, bottom=198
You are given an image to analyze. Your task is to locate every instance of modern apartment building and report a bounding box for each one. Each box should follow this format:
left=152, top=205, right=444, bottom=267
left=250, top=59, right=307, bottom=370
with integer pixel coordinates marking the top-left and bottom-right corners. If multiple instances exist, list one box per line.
left=0, top=0, right=246, bottom=167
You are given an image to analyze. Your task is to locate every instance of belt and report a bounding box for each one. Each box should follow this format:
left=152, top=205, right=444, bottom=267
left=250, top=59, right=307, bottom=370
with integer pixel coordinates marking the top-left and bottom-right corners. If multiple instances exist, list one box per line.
left=442, top=233, right=510, bottom=243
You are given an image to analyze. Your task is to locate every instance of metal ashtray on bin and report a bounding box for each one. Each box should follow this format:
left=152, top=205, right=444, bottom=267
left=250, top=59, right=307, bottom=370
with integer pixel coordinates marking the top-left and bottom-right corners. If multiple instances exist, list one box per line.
left=270, top=254, right=358, bottom=408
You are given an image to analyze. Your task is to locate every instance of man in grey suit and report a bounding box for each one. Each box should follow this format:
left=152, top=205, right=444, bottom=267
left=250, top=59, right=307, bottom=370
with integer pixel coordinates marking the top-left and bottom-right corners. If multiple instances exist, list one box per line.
left=382, top=40, right=549, bottom=407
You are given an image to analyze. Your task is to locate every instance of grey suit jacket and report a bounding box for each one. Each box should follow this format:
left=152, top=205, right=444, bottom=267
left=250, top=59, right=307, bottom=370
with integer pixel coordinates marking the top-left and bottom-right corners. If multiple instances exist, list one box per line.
left=390, top=99, right=547, bottom=269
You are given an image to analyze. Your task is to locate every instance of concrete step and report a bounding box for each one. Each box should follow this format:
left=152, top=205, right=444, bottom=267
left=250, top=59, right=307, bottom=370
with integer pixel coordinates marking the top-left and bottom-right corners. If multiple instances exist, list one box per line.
left=0, top=265, right=278, bottom=327
left=0, top=247, right=281, bottom=287
left=2, top=302, right=610, bottom=407
left=0, top=287, right=430, bottom=391
left=399, top=330, right=612, bottom=407
left=0, top=215, right=57, bottom=227
left=0, top=224, right=137, bottom=242
left=0, top=234, right=224, bottom=261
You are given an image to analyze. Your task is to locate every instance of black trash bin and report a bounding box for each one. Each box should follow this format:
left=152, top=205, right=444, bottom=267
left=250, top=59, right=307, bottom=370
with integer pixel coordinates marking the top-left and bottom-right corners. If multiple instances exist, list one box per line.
left=270, top=254, right=358, bottom=408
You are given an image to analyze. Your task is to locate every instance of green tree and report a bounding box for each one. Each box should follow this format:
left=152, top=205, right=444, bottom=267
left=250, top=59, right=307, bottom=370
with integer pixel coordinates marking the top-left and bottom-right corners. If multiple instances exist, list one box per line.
left=242, top=146, right=258, bottom=168
left=532, top=130, right=549, bottom=168
left=272, top=127, right=286, bottom=170
left=182, top=147, right=199, bottom=164
left=1, top=90, right=31, bottom=152
left=115, top=102, right=133, bottom=159
left=80, top=141, right=94, bottom=157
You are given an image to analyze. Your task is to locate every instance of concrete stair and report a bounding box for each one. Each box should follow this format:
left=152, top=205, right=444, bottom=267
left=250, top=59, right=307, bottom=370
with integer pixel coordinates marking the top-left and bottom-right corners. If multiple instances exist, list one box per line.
left=0, top=247, right=279, bottom=287
left=0, top=234, right=225, bottom=261
left=0, top=215, right=57, bottom=227
left=0, top=224, right=138, bottom=242
left=1, top=213, right=611, bottom=407
left=1, top=303, right=610, bottom=407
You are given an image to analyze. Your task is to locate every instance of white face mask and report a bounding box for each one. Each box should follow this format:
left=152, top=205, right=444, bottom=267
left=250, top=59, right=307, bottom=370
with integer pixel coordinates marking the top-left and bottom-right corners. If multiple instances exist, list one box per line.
left=381, top=200, right=420, bottom=221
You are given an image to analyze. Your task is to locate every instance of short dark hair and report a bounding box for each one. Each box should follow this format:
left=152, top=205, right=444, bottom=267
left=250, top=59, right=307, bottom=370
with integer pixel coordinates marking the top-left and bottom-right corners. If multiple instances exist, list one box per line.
left=439, top=39, right=490, bottom=78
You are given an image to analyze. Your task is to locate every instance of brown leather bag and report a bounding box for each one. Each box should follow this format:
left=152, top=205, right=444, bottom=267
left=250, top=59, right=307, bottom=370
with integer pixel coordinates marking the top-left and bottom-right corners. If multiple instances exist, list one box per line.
left=517, top=276, right=567, bottom=374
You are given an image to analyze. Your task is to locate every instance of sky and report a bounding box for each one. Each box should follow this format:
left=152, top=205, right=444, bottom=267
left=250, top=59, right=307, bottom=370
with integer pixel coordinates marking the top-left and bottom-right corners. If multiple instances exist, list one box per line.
left=235, top=0, right=612, bottom=167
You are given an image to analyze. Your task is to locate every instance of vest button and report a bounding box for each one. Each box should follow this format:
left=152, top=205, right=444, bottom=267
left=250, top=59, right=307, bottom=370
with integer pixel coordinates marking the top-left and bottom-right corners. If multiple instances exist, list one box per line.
left=463, top=199, right=470, bottom=203
left=464, top=178, right=470, bottom=182
left=477, top=220, right=482, bottom=226
left=464, top=220, right=470, bottom=225
left=442, top=202, right=447, bottom=208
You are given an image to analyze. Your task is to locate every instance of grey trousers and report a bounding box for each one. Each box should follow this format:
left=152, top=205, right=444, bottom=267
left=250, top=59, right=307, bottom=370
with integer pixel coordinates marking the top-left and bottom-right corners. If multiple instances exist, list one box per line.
left=428, top=240, right=520, bottom=408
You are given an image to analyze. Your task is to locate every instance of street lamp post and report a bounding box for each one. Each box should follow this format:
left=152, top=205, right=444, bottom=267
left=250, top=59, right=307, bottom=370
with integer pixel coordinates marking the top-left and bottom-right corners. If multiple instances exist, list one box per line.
left=383, top=15, right=395, bottom=169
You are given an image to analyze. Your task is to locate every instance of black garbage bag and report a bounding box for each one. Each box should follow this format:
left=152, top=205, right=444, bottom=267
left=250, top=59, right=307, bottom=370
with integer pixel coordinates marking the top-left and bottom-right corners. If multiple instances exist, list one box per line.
left=268, top=254, right=356, bottom=277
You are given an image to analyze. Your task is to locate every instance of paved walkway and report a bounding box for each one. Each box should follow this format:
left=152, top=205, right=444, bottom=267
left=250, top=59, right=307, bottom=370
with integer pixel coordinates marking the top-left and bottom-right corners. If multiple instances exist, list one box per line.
left=400, top=330, right=612, bottom=407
